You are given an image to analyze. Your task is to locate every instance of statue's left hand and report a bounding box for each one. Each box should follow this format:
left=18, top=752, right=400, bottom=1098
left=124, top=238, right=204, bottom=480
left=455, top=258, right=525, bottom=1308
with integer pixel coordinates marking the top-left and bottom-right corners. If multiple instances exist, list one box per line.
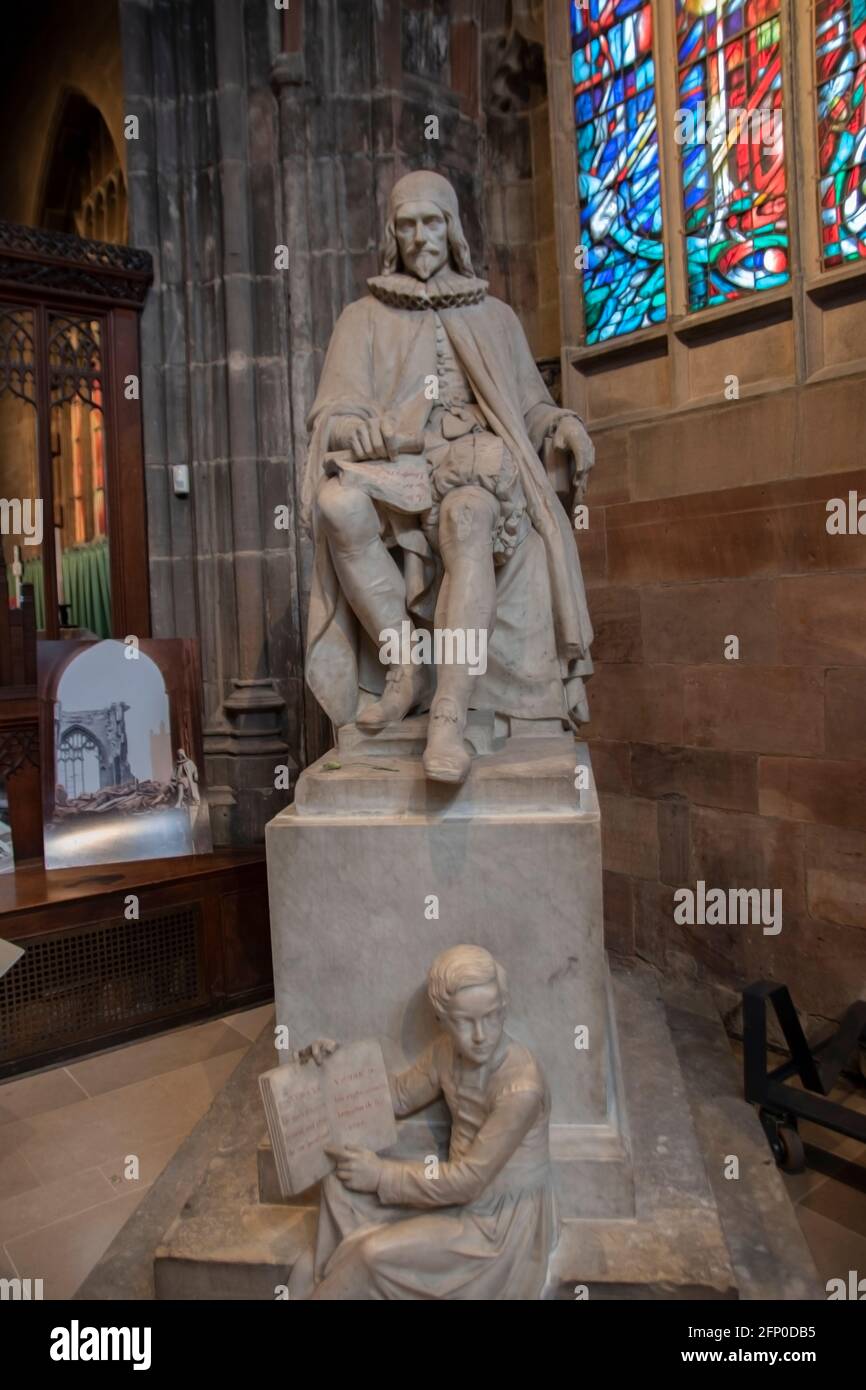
left=325, top=1145, right=382, bottom=1193
left=552, top=416, right=595, bottom=502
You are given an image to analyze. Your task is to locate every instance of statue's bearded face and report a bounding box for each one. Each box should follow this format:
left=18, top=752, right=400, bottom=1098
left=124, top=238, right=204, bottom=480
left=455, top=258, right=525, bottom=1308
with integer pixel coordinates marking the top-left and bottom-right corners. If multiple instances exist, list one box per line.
left=439, top=981, right=506, bottom=1067
left=393, top=200, right=450, bottom=280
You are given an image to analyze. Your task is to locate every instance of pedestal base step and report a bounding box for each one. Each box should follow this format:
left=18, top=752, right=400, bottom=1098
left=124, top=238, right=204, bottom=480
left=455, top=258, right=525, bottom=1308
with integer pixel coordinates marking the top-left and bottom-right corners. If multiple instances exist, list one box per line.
left=296, top=731, right=584, bottom=819
left=154, top=1206, right=314, bottom=1301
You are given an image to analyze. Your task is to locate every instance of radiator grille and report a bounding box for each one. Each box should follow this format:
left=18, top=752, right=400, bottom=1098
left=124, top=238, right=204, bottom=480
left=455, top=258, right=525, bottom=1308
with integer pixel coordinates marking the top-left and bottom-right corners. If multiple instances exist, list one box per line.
left=0, top=906, right=205, bottom=1062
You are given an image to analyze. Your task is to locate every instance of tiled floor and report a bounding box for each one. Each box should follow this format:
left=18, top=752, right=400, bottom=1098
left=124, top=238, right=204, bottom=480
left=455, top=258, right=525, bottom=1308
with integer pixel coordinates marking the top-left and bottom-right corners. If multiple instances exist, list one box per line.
left=785, top=1077, right=866, bottom=1288
left=0, top=1004, right=273, bottom=1299
left=727, top=1035, right=866, bottom=1290
left=0, top=1008, right=862, bottom=1299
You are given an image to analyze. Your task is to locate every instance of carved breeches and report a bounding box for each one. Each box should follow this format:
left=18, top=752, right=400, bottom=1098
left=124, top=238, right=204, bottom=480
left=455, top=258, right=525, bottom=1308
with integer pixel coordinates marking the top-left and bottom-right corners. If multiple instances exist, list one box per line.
left=424, top=430, right=530, bottom=565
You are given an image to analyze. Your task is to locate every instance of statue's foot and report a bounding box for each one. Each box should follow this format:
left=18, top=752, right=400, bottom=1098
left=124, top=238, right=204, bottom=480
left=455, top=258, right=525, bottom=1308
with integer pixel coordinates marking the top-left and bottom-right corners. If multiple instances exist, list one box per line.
left=357, top=663, right=424, bottom=730
left=422, top=697, right=471, bottom=783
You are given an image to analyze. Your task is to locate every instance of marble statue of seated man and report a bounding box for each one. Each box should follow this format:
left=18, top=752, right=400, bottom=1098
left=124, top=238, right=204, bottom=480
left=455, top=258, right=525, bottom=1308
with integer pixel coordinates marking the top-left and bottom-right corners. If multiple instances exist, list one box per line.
left=301, top=168, right=595, bottom=785
left=287, top=945, right=559, bottom=1301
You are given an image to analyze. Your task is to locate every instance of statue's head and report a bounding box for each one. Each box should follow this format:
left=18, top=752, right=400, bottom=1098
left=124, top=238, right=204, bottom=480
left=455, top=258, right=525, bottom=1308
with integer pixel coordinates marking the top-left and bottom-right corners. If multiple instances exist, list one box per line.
left=427, top=944, right=508, bottom=1066
left=382, top=170, right=474, bottom=282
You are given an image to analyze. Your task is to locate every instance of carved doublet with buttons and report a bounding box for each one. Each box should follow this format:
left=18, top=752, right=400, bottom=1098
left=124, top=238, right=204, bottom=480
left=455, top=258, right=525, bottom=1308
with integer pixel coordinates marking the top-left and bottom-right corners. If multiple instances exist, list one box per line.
left=423, top=313, right=528, bottom=562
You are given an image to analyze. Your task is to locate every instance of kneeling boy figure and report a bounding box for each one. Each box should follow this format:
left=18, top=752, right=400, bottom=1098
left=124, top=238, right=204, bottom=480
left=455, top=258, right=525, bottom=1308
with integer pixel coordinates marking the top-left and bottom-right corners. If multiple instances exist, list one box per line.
left=289, top=945, right=558, bottom=1300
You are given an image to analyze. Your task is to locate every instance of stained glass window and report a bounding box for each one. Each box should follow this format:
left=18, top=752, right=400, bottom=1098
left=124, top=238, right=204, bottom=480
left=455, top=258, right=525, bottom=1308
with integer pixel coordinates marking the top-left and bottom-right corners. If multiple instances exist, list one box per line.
left=676, top=0, right=790, bottom=310
left=570, top=0, right=667, bottom=344
left=815, top=0, right=866, bottom=266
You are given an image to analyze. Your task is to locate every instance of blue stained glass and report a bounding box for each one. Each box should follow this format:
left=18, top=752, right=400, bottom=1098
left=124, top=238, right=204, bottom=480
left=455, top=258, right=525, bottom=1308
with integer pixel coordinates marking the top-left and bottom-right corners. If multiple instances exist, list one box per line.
left=678, top=19, right=704, bottom=66
left=816, top=0, right=866, bottom=265
left=570, top=0, right=666, bottom=344
left=676, top=0, right=790, bottom=310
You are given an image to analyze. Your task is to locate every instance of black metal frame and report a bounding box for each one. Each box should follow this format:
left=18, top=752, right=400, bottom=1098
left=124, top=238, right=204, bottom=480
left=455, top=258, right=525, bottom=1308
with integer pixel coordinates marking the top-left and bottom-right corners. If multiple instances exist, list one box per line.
left=743, top=980, right=866, bottom=1172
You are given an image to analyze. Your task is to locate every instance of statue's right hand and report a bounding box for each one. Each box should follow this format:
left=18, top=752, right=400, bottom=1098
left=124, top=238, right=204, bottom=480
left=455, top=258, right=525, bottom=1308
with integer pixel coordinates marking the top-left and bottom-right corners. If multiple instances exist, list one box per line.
left=296, top=1038, right=339, bottom=1066
left=330, top=415, right=395, bottom=461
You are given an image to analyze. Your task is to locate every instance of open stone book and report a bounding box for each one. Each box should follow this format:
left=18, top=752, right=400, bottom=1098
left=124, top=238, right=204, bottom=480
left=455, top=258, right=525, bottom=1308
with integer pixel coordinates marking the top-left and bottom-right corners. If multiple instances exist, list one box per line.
left=259, top=1038, right=398, bottom=1197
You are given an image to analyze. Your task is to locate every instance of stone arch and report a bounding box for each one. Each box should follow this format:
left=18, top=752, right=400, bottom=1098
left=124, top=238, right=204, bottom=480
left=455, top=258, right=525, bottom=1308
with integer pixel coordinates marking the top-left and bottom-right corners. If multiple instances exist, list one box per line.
left=36, top=87, right=127, bottom=242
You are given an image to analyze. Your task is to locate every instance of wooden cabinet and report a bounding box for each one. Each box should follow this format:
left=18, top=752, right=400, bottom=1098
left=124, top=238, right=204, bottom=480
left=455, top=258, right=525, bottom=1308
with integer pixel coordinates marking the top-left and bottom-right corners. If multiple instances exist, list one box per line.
left=0, top=851, right=274, bottom=1078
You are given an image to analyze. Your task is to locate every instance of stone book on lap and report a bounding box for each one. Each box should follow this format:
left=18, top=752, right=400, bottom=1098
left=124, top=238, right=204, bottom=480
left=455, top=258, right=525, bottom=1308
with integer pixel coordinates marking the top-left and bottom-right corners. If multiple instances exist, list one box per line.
left=259, top=1039, right=397, bottom=1197
left=323, top=450, right=434, bottom=513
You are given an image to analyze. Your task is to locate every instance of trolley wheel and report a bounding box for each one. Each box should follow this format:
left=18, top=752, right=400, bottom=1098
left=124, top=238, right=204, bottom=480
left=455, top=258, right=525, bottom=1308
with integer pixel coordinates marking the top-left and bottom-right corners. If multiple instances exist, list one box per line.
left=759, top=1109, right=806, bottom=1174
left=776, top=1124, right=806, bottom=1174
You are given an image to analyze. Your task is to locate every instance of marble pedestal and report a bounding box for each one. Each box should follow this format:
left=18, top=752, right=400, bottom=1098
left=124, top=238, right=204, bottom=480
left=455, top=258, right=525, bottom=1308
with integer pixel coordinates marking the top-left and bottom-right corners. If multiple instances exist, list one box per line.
left=97, top=729, right=817, bottom=1301
left=266, top=721, right=633, bottom=1218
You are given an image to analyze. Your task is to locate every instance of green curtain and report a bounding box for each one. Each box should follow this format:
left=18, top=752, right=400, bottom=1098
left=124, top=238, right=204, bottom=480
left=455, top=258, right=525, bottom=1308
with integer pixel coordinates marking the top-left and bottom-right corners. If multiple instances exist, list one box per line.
left=19, top=556, right=45, bottom=630
left=14, top=539, right=110, bottom=635
left=62, top=538, right=111, bottom=637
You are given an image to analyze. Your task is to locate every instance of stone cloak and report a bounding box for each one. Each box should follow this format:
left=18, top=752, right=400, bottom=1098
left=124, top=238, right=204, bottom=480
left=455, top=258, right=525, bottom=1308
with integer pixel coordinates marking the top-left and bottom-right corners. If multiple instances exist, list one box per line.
left=301, top=284, right=594, bottom=730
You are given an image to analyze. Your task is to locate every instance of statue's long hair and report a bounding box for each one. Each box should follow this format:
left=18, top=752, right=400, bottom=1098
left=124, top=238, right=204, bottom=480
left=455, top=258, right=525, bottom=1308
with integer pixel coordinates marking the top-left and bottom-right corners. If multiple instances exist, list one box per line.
left=381, top=209, right=475, bottom=277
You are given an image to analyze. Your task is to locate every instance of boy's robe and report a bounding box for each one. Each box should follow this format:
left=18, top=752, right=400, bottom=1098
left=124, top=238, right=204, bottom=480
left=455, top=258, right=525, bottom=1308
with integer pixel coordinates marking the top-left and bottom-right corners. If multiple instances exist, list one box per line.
left=310, top=1033, right=558, bottom=1301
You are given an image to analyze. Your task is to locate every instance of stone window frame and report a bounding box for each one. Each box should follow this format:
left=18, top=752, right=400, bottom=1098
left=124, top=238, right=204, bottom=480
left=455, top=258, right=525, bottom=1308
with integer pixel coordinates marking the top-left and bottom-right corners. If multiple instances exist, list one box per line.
left=544, top=0, right=866, bottom=422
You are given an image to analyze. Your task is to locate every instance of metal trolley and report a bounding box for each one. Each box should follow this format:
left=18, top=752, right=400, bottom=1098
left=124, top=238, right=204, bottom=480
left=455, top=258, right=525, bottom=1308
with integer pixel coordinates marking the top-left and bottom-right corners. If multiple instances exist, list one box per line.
left=743, top=981, right=866, bottom=1174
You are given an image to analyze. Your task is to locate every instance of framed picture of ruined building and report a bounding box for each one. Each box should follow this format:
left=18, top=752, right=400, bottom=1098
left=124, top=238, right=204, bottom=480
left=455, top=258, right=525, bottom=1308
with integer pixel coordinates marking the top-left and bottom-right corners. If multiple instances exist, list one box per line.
left=37, top=638, right=212, bottom=870
left=0, top=776, right=13, bottom=875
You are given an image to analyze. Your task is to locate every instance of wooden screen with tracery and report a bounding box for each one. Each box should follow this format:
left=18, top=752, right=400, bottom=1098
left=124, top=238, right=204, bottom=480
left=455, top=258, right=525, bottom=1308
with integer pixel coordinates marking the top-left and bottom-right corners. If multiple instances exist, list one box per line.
left=0, top=221, right=152, bottom=640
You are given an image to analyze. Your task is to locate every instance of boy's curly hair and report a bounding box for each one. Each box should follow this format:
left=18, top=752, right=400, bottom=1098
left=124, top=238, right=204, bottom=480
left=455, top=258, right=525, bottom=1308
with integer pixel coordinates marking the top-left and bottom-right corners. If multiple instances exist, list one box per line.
left=427, top=945, right=508, bottom=1018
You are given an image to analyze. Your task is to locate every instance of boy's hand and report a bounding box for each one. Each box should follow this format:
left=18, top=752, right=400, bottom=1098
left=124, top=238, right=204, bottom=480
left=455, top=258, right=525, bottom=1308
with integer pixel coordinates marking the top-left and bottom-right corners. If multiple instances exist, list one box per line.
left=296, top=1038, right=339, bottom=1066
left=325, top=1145, right=382, bottom=1193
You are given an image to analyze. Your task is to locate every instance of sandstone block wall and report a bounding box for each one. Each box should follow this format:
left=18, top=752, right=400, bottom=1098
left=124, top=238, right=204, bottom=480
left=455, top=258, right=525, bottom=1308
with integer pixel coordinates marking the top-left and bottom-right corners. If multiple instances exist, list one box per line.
left=582, top=384, right=866, bottom=1027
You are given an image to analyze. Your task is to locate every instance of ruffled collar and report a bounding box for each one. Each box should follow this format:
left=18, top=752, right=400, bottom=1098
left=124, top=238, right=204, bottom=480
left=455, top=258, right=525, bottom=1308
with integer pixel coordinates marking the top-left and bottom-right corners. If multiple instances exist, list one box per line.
left=367, top=268, right=488, bottom=309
